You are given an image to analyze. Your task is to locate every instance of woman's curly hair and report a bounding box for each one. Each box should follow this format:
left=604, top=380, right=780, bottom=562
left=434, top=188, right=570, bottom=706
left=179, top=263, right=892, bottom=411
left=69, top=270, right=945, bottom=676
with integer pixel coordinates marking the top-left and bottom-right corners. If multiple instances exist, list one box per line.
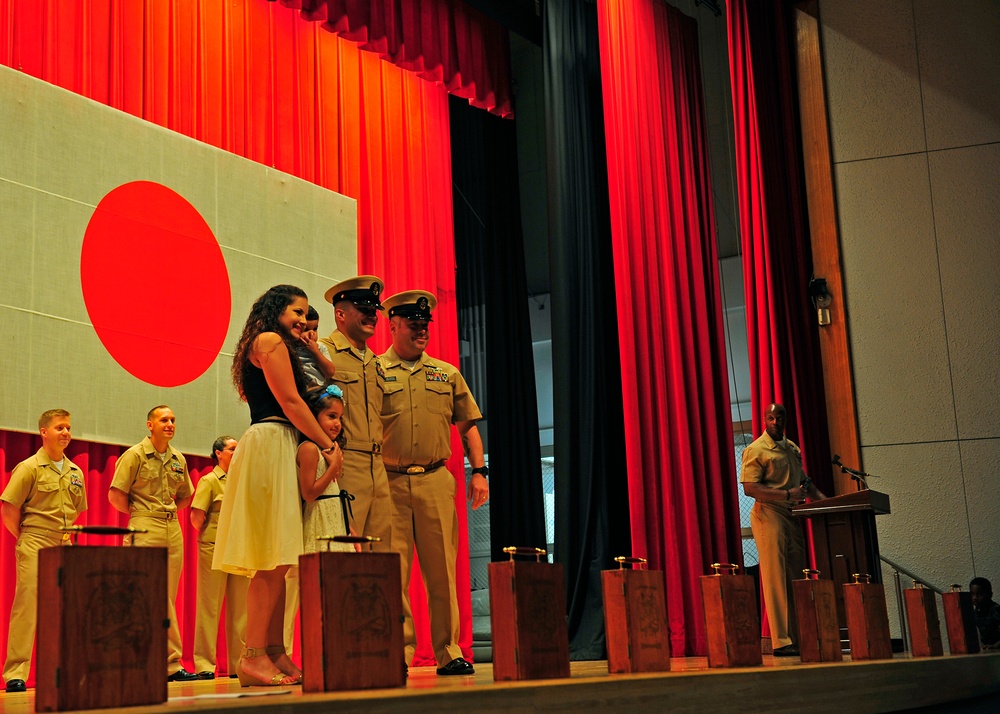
left=232, top=284, right=309, bottom=400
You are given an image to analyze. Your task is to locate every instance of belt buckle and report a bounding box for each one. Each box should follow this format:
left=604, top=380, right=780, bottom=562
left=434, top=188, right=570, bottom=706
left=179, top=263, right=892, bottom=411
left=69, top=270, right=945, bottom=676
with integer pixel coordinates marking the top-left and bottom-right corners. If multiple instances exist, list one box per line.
left=165, top=512, right=175, bottom=521
left=406, top=466, right=425, bottom=475
left=61, top=533, right=71, bottom=542
left=372, top=443, right=382, bottom=455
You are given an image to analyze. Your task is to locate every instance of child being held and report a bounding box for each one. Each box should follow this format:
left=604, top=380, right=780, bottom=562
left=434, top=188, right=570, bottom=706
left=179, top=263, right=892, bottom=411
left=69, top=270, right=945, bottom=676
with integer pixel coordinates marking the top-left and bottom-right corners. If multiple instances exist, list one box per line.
left=298, top=384, right=354, bottom=553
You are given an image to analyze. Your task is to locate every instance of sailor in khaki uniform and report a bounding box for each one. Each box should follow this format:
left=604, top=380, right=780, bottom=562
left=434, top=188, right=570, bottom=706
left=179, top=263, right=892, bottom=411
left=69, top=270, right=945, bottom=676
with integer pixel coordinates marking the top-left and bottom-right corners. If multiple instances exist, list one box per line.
left=740, top=403, right=826, bottom=657
left=191, top=436, right=248, bottom=679
left=379, top=291, right=489, bottom=676
left=319, top=276, right=391, bottom=551
left=2, top=409, right=86, bottom=693
left=109, top=405, right=197, bottom=681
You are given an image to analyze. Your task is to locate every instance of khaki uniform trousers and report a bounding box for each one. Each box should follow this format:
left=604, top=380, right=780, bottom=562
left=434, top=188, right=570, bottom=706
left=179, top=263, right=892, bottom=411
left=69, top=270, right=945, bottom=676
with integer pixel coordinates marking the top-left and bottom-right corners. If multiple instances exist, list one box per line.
left=339, top=451, right=391, bottom=552
left=750, top=502, right=806, bottom=649
left=3, top=528, right=67, bottom=682
left=193, top=541, right=249, bottom=674
left=125, top=514, right=185, bottom=674
left=389, top=466, right=461, bottom=666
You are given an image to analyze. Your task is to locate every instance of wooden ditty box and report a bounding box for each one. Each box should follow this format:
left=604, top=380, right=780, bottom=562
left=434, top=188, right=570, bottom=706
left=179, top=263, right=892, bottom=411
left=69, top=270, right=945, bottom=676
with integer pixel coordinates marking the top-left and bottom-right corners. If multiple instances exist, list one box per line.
left=942, top=585, right=980, bottom=655
left=299, top=549, right=405, bottom=691
left=36, top=545, right=168, bottom=712
left=489, top=548, right=570, bottom=681
left=792, top=570, right=843, bottom=663
left=843, top=574, right=892, bottom=661
left=699, top=563, right=761, bottom=668
left=601, top=558, right=671, bottom=673
left=904, top=582, right=943, bottom=657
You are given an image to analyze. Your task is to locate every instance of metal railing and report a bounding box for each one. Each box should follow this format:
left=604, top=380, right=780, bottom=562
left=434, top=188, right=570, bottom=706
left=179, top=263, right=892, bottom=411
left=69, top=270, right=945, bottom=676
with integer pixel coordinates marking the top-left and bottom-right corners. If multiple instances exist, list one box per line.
left=880, top=554, right=944, bottom=652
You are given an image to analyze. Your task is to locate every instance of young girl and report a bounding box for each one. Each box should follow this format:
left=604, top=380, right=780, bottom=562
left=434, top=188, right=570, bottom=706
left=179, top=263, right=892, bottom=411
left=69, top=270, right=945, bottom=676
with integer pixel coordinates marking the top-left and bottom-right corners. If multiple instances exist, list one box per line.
left=298, top=384, right=355, bottom=552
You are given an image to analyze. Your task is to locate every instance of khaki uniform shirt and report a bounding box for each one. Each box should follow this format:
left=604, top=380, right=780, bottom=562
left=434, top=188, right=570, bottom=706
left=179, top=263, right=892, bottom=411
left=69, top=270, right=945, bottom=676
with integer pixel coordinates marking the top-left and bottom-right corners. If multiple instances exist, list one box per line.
left=0, top=449, right=87, bottom=531
left=740, top=432, right=805, bottom=510
left=319, top=329, right=385, bottom=451
left=379, top=346, right=482, bottom=467
left=191, top=466, right=226, bottom=543
left=110, top=436, right=193, bottom=513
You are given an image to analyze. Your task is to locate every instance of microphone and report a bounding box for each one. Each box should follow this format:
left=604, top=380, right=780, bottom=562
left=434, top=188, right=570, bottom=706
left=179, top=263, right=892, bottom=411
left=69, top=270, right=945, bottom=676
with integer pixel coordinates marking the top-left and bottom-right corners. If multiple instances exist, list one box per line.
left=831, top=454, right=842, bottom=466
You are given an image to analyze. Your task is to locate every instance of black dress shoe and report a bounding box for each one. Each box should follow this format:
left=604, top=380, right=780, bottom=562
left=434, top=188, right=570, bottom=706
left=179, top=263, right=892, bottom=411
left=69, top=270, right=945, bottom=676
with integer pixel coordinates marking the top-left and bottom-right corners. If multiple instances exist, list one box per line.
left=229, top=674, right=238, bottom=679
left=772, top=644, right=800, bottom=657
left=5, top=679, right=26, bottom=693
left=436, top=657, right=475, bottom=676
left=196, top=671, right=215, bottom=680
left=167, top=668, right=200, bottom=682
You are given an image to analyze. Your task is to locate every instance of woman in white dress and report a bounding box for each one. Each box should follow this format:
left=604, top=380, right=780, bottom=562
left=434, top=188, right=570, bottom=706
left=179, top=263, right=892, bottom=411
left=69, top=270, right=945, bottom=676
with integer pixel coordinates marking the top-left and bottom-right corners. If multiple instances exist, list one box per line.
left=214, top=285, right=340, bottom=687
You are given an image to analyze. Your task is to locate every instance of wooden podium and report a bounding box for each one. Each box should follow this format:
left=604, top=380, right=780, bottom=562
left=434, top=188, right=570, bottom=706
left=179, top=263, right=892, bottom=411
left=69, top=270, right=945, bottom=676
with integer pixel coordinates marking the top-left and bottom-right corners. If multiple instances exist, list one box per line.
left=299, top=545, right=405, bottom=692
left=601, top=557, right=670, bottom=673
left=489, top=548, right=570, bottom=681
left=36, top=545, right=167, bottom=712
left=793, top=489, right=890, bottom=629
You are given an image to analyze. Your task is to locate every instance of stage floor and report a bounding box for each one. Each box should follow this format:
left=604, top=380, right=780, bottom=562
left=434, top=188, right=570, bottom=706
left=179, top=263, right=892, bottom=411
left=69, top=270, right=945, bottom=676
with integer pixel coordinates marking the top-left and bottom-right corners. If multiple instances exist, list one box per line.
left=3, top=652, right=999, bottom=714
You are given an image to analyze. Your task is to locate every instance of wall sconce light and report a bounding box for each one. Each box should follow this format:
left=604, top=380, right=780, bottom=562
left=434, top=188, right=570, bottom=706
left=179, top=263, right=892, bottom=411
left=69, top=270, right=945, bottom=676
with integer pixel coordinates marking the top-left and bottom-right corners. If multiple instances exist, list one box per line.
left=808, top=277, right=832, bottom=327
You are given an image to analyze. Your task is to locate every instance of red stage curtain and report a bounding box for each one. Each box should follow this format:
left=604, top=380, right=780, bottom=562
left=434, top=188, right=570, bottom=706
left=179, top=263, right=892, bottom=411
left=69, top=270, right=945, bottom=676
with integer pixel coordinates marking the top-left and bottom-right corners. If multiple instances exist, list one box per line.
left=1, top=0, right=465, bottom=670
left=269, top=0, right=512, bottom=116
left=725, top=0, right=832, bottom=478
left=596, top=0, right=744, bottom=656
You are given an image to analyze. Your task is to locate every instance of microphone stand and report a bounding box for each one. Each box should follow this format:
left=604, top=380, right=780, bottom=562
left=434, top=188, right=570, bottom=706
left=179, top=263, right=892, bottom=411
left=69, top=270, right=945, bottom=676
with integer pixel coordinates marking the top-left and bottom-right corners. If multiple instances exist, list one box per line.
left=832, top=455, right=873, bottom=491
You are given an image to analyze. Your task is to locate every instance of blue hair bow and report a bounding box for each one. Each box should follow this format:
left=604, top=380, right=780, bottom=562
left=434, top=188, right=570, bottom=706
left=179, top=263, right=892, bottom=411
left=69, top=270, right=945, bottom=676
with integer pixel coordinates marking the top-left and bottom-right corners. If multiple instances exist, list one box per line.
left=321, top=384, right=344, bottom=400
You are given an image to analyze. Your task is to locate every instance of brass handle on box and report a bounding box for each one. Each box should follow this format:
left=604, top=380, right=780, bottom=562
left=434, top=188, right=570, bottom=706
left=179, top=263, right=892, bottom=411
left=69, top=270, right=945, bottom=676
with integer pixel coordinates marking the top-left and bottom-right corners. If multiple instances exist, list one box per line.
left=710, top=562, right=739, bottom=575
left=503, top=546, right=547, bottom=562
left=802, top=569, right=821, bottom=580
left=950, top=584, right=962, bottom=593
left=614, top=556, right=648, bottom=570
left=61, top=524, right=148, bottom=545
left=912, top=580, right=925, bottom=589
left=319, top=534, right=381, bottom=553
left=852, top=573, right=870, bottom=584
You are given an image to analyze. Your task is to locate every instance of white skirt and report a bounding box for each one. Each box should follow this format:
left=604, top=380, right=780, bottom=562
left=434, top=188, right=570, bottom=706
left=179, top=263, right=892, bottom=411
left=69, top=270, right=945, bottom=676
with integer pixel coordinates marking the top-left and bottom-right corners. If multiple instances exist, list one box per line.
left=213, top=422, right=303, bottom=577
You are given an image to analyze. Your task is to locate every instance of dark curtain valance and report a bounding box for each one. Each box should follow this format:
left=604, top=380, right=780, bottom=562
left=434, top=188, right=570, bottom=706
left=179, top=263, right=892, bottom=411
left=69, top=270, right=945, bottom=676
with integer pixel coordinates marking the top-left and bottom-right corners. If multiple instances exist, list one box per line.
left=271, top=0, right=513, bottom=116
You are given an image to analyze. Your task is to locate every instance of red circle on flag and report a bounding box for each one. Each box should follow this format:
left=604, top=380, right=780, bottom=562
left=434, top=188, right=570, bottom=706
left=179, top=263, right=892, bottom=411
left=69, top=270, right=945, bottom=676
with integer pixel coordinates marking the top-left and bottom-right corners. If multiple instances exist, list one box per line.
left=81, top=181, right=231, bottom=387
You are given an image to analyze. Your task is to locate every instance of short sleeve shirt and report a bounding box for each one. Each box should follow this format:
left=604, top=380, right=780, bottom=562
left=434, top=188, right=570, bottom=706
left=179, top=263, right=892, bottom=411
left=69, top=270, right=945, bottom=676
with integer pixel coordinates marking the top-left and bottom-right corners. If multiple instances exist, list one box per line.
left=320, top=330, right=385, bottom=447
left=379, top=346, right=482, bottom=467
left=110, top=436, right=193, bottom=513
left=740, top=432, right=805, bottom=509
left=0, top=448, right=87, bottom=531
left=191, top=466, right=226, bottom=543
left=295, top=341, right=333, bottom=387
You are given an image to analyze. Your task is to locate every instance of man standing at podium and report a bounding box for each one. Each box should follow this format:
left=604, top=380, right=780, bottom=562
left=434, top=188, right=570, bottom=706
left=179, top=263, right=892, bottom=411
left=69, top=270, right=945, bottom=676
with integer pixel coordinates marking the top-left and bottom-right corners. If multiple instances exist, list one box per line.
left=2, top=409, right=87, bottom=694
left=740, top=403, right=826, bottom=657
left=379, top=290, right=489, bottom=676
left=109, top=405, right=197, bottom=682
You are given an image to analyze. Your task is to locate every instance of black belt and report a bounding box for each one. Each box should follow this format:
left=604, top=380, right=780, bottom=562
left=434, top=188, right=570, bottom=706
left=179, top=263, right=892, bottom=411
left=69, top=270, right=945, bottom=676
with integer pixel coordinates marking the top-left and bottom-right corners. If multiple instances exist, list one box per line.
left=314, top=489, right=355, bottom=534
left=386, top=460, right=446, bottom=474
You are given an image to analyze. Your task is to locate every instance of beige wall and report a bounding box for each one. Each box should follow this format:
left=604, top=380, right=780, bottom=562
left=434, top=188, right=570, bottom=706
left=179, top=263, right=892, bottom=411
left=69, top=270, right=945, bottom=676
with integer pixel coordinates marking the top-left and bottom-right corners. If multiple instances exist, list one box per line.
left=819, top=0, right=1000, bottom=635
left=0, top=65, right=357, bottom=455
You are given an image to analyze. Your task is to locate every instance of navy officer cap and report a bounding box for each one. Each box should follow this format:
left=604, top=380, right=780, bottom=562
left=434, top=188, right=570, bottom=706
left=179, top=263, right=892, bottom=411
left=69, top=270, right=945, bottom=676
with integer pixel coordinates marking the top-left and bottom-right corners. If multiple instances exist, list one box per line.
left=382, top=290, right=436, bottom=322
left=324, top=275, right=385, bottom=310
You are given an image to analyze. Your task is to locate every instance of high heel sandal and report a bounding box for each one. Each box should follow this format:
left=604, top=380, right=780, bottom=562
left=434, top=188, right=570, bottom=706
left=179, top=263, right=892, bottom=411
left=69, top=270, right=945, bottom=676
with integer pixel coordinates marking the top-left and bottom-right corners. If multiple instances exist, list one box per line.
left=265, top=645, right=303, bottom=684
left=235, top=647, right=295, bottom=687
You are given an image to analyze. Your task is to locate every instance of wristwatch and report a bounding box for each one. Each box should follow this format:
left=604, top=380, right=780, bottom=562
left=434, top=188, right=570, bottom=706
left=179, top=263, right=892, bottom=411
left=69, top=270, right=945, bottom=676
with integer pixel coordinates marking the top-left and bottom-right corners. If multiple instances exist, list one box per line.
left=471, top=466, right=489, bottom=477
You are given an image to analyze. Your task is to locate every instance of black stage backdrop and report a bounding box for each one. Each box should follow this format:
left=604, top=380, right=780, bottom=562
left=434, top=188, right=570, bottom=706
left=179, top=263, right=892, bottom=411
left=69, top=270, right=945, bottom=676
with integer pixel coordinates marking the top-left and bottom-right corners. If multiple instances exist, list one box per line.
left=450, top=96, right=548, bottom=563
left=543, top=0, right=632, bottom=660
